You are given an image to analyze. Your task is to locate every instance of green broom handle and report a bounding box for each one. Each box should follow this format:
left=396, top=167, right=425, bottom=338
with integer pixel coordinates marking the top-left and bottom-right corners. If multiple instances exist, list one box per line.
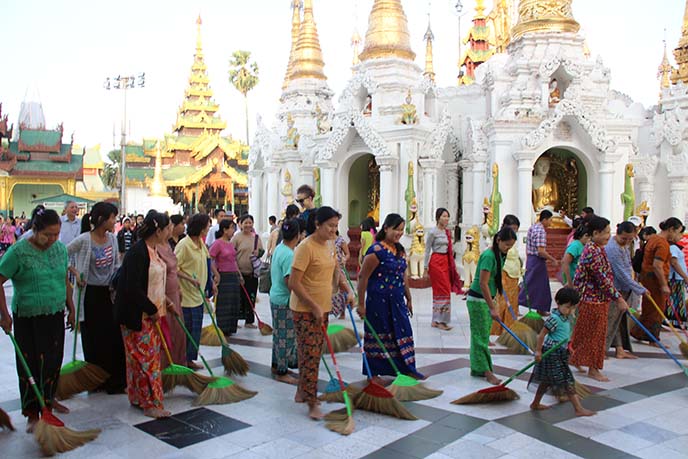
left=341, top=264, right=404, bottom=376
left=71, top=275, right=84, bottom=363
left=174, top=314, right=216, bottom=378
left=322, top=324, right=353, bottom=418
left=501, top=339, right=568, bottom=387
left=184, top=273, right=226, bottom=345
left=321, top=356, right=335, bottom=380
left=6, top=332, right=47, bottom=410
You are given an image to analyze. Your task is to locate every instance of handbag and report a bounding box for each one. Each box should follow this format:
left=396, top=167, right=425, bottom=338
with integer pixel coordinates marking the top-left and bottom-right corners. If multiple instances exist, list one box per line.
left=250, top=234, right=262, bottom=278
left=258, top=254, right=272, bottom=293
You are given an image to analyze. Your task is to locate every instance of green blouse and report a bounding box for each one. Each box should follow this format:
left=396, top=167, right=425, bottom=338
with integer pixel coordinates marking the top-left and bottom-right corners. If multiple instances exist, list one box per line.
left=0, top=239, right=68, bottom=318
left=469, top=248, right=505, bottom=298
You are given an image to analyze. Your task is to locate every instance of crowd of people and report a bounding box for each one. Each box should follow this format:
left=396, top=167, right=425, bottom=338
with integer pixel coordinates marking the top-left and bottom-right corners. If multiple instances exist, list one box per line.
left=0, top=186, right=685, bottom=429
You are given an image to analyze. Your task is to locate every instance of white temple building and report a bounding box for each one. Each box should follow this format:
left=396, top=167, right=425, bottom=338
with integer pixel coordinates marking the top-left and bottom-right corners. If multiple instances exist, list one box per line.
left=249, top=0, right=688, bottom=258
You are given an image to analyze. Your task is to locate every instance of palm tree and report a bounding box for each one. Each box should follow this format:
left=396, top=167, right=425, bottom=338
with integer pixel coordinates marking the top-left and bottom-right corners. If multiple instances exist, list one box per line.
left=228, top=50, right=259, bottom=145
left=102, top=149, right=121, bottom=190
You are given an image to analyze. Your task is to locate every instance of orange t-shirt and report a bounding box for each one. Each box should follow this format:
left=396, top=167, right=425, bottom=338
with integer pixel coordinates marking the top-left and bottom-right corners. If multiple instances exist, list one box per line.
left=289, top=237, right=336, bottom=313
left=641, top=235, right=670, bottom=278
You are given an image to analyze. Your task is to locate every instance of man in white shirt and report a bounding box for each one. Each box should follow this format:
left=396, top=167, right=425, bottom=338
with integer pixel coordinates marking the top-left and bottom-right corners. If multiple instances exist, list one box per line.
left=205, top=208, right=233, bottom=246
left=59, top=201, right=81, bottom=245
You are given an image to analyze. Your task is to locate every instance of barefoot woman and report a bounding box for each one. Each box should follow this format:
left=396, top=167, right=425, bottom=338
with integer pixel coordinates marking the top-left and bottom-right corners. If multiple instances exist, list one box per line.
left=466, top=227, right=517, bottom=385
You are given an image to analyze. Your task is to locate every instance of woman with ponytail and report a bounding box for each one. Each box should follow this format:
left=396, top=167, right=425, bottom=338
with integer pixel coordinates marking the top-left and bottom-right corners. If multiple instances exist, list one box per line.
left=490, top=215, right=522, bottom=337
left=67, top=202, right=123, bottom=393
left=466, top=227, right=517, bottom=385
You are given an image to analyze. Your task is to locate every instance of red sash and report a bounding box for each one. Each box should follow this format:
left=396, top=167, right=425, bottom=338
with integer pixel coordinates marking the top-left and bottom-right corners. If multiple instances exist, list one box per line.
left=446, top=229, right=464, bottom=294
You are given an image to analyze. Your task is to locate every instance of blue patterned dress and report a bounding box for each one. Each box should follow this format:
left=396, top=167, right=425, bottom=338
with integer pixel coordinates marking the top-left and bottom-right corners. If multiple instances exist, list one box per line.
left=363, top=242, right=422, bottom=378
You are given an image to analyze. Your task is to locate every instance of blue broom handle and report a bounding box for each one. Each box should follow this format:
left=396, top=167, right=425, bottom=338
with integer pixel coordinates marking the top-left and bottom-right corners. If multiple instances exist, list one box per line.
left=627, top=311, right=685, bottom=371
left=345, top=303, right=374, bottom=379
left=502, top=292, right=518, bottom=322
left=495, top=317, right=534, bottom=355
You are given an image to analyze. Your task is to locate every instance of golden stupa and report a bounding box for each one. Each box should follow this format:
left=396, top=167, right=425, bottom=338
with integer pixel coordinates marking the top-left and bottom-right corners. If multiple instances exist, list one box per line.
left=671, top=0, right=688, bottom=84
left=289, top=0, right=327, bottom=80
left=359, top=0, right=416, bottom=62
left=511, top=0, right=580, bottom=40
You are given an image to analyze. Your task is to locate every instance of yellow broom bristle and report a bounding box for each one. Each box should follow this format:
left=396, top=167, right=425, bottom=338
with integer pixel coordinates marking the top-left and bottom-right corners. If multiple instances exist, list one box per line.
left=354, top=392, right=417, bottom=420
left=259, top=323, right=273, bottom=336
left=325, top=416, right=355, bottom=436
left=34, top=420, right=100, bottom=456
left=200, top=326, right=222, bottom=346
left=193, top=383, right=257, bottom=406
left=680, top=342, right=688, bottom=359
left=56, top=363, right=110, bottom=399
left=451, top=388, right=519, bottom=405
left=317, top=385, right=361, bottom=403
left=222, top=350, right=249, bottom=377
left=323, top=328, right=357, bottom=354
left=518, top=314, right=544, bottom=333
left=0, top=407, right=14, bottom=431
left=324, top=407, right=349, bottom=422
left=496, top=323, right=538, bottom=355
left=388, top=383, right=443, bottom=402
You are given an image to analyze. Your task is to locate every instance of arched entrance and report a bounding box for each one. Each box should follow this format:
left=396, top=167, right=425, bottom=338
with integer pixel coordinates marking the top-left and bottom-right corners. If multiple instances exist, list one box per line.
left=346, top=153, right=379, bottom=275
left=11, top=183, right=64, bottom=217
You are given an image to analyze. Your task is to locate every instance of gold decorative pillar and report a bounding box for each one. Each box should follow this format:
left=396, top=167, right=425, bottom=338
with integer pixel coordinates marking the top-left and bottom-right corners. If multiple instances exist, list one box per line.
left=511, top=0, right=580, bottom=40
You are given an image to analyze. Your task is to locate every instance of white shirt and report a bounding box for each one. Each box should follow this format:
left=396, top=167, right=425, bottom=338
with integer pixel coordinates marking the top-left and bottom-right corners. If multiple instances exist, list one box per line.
left=206, top=223, right=219, bottom=246
left=59, top=215, right=82, bottom=245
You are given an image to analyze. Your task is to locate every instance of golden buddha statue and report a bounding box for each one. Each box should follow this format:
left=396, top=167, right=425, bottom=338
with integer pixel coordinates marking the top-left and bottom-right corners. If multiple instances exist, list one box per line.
left=532, top=155, right=568, bottom=228
left=548, top=78, right=561, bottom=107
left=285, top=113, right=300, bottom=150
left=400, top=89, right=418, bottom=125
left=281, top=169, right=294, bottom=204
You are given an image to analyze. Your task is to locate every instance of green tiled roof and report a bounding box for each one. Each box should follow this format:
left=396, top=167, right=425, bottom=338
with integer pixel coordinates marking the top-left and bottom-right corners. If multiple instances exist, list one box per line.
left=124, top=168, right=153, bottom=181
left=124, top=144, right=145, bottom=157
left=31, top=193, right=95, bottom=204
left=143, top=139, right=158, bottom=150
left=13, top=154, right=83, bottom=173
left=19, top=129, right=61, bottom=147
left=125, top=165, right=198, bottom=182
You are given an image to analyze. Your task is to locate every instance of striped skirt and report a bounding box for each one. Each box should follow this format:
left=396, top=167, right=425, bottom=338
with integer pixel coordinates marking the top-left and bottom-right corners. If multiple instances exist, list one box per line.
left=216, top=272, right=241, bottom=335
left=527, top=344, right=575, bottom=396
left=429, top=252, right=452, bottom=324
left=666, top=278, right=686, bottom=327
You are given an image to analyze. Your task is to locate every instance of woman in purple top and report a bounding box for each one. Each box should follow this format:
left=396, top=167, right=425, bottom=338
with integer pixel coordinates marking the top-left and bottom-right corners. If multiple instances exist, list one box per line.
left=518, top=210, right=559, bottom=313
left=209, top=219, right=242, bottom=336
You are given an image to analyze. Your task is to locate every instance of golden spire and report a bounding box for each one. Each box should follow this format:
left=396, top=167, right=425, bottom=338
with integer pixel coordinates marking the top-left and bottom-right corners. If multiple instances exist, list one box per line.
left=659, top=40, right=673, bottom=93
left=511, top=0, right=580, bottom=40
left=283, top=1, right=302, bottom=89
left=196, top=15, right=203, bottom=54
left=359, top=0, right=416, bottom=62
left=290, top=0, right=327, bottom=80
left=671, top=0, right=688, bottom=84
left=423, top=18, right=435, bottom=81
left=351, top=29, right=362, bottom=67
left=149, top=142, right=167, bottom=197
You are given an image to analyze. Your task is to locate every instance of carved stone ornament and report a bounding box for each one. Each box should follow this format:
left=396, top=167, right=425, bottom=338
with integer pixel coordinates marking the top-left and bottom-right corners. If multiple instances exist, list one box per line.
left=522, top=99, right=616, bottom=153
left=422, top=107, right=452, bottom=160
left=317, top=107, right=390, bottom=161
left=539, top=57, right=583, bottom=80
left=466, top=118, right=489, bottom=162
left=338, top=70, right=379, bottom=106
left=249, top=114, right=274, bottom=169
left=652, top=108, right=684, bottom=147
left=632, top=156, right=658, bottom=182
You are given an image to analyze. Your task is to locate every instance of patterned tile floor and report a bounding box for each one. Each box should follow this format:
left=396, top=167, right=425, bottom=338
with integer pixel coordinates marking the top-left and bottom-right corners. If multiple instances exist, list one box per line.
left=0, top=283, right=686, bottom=458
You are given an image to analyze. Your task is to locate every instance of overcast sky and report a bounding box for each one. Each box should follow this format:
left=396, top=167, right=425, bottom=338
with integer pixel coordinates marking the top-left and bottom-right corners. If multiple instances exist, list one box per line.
left=1, top=0, right=684, bottom=153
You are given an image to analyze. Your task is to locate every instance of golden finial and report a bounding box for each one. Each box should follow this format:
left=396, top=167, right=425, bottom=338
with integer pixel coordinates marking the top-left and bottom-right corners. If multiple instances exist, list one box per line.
left=659, top=38, right=673, bottom=96
left=487, top=0, right=513, bottom=53
left=283, top=1, right=302, bottom=88
left=423, top=16, right=435, bottom=81
left=351, top=29, right=362, bottom=67
left=671, top=0, right=688, bottom=84
left=475, top=0, right=486, bottom=17
left=196, top=14, right=203, bottom=53
left=511, top=0, right=580, bottom=40
left=290, top=0, right=327, bottom=81
left=149, top=142, right=168, bottom=197
left=359, top=0, right=416, bottom=62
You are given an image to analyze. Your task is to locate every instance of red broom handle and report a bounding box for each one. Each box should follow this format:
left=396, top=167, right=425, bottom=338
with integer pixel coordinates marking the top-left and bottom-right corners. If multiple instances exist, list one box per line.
left=665, top=296, right=688, bottom=339
left=322, top=324, right=353, bottom=417
left=240, top=283, right=266, bottom=326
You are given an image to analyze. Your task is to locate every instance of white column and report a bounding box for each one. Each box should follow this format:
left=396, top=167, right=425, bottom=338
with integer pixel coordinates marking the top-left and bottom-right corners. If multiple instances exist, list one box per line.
left=599, top=161, right=614, bottom=220
left=248, top=170, right=264, bottom=231
left=265, top=166, right=280, bottom=223
left=514, top=152, right=535, bottom=247
left=471, top=159, right=488, bottom=227
left=378, top=156, right=399, bottom=225
left=669, top=178, right=688, bottom=222
left=317, top=160, right=337, bottom=209
left=459, top=160, right=473, bottom=226
left=299, top=165, right=314, bottom=189
left=419, top=158, right=445, bottom=228
left=445, top=162, right=460, bottom=228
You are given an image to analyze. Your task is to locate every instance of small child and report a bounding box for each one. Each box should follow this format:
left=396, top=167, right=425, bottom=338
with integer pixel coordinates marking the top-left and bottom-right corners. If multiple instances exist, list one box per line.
left=529, top=287, right=595, bottom=417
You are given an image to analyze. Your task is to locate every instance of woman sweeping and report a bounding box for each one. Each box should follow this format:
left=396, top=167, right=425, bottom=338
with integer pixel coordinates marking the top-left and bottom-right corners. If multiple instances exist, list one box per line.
left=570, top=216, right=627, bottom=382
left=631, top=217, right=684, bottom=343
left=357, top=213, right=423, bottom=380
left=606, top=221, right=645, bottom=359
left=289, top=207, right=354, bottom=420
left=490, top=215, right=521, bottom=337
left=232, top=214, right=263, bottom=329
left=115, top=211, right=175, bottom=418
left=209, top=219, right=242, bottom=337
left=67, top=202, right=124, bottom=393
left=518, top=210, right=559, bottom=314
left=561, top=224, right=591, bottom=287
left=0, top=208, right=75, bottom=432
left=667, top=238, right=688, bottom=327
left=424, top=208, right=463, bottom=330
left=466, top=227, right=517, bottom=385
left=269, top=218, right=300, bottom=384
left=175, top=213, right=211, bottom=370
left=157, top=219, right=186, bottom=367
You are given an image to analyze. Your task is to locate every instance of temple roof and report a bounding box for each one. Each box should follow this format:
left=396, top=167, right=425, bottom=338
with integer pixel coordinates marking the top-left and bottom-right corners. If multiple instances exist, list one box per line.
left=19, top=128, right=61, bottom=151
left=359, top=0, right=415, bottom=62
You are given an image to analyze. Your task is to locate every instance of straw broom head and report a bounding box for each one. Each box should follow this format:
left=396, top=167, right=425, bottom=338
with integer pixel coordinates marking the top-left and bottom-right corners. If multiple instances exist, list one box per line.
left=353, top=382, right=418, bottom=420
left=200, top=325, right=222, bottom=346
left=322, top=325, right=357, bottom=353
left=518, top=311, right=544, bottom=333
left=451, top=386, right=519, bottom=405
left=388, top=382, right=443, bottom=402
left=34, top=410, right=100, bottom=456
left=222, top=345, right=249, bottom=376
left=496, top=323, right=538, bottom=355
left=193, top=378, right=257, bottom=406
left=56, top=361, right=109, bottom=399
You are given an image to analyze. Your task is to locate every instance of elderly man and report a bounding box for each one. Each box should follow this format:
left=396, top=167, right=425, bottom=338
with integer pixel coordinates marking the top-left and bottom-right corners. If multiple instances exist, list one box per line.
left=59, top=200, right=81, bottom=245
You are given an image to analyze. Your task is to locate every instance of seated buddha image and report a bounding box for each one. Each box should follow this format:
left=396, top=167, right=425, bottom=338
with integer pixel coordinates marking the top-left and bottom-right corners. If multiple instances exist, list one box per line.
left=532, top=156, right=568, bottom=228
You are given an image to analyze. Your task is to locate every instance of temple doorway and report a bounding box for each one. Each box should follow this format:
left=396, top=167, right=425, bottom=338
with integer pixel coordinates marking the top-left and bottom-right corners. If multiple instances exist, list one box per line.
left=346, top=153, right=379, bottom=276
left=199, top=184, right=229, bottom=215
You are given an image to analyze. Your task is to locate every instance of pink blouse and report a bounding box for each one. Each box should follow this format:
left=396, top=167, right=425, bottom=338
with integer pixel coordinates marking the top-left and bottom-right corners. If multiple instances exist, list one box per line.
left=209, top=239, right=240, bottom=273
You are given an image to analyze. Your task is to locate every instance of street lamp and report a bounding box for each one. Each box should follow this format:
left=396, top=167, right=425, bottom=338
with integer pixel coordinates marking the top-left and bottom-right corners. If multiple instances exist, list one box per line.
left=453, top=1, right=468, bottom=84
left=104, top=72, right=145, bottom=215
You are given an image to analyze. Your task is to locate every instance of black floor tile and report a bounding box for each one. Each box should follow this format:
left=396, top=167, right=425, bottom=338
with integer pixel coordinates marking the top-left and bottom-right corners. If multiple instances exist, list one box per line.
left=622, top=372, right=687, bottom=396
left=135, top=416, right=213, bottom=448
left=173, top=407, right=250, bottom=437
left=411, top=422, right=469, bottom=445
left=436, top=413, right=486, bottom=433
left=362, top=446, right=420, bottom=459
left=385, top=435, right=443, bottom=458
left=600, top=388, right=647, bottom=404
left=404, top=403, right=453, bottom=422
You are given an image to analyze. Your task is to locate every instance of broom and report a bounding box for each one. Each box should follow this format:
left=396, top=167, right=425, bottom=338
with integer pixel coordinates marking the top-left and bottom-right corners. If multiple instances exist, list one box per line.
left=56, top=279, right=109, bottom=399
left=322, top=324, right=355, bottom=436
left=174, top=315, right=257, bottom=405
left=518, top=274, right=544, bottom=333
left=345, top=304, right=417, bottom=420
left=664, top=296, right=688, bottom=342
left=363, top=316, right=442, bottom=403
left=452, top=339, right=568, bottom=404
left=0, top=407, right=14, bottom=431
left=496, top=295, right=538, bottom=354
left=196, top=284, right=249, bottom=376
left=644, top=293, right=688, bottom=359
left=627, top=312, right=688, bottom=377
left=6, top=331, right=100, bottom=455
left=240, top=283, right=273, bottom=336
left=200, top=325, right=221, bottom=346
left=322, top=324, right=357, bottom=354
left=318, top=356, right=360, bottom=403
left=156, top=321, right=216, bottom=395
